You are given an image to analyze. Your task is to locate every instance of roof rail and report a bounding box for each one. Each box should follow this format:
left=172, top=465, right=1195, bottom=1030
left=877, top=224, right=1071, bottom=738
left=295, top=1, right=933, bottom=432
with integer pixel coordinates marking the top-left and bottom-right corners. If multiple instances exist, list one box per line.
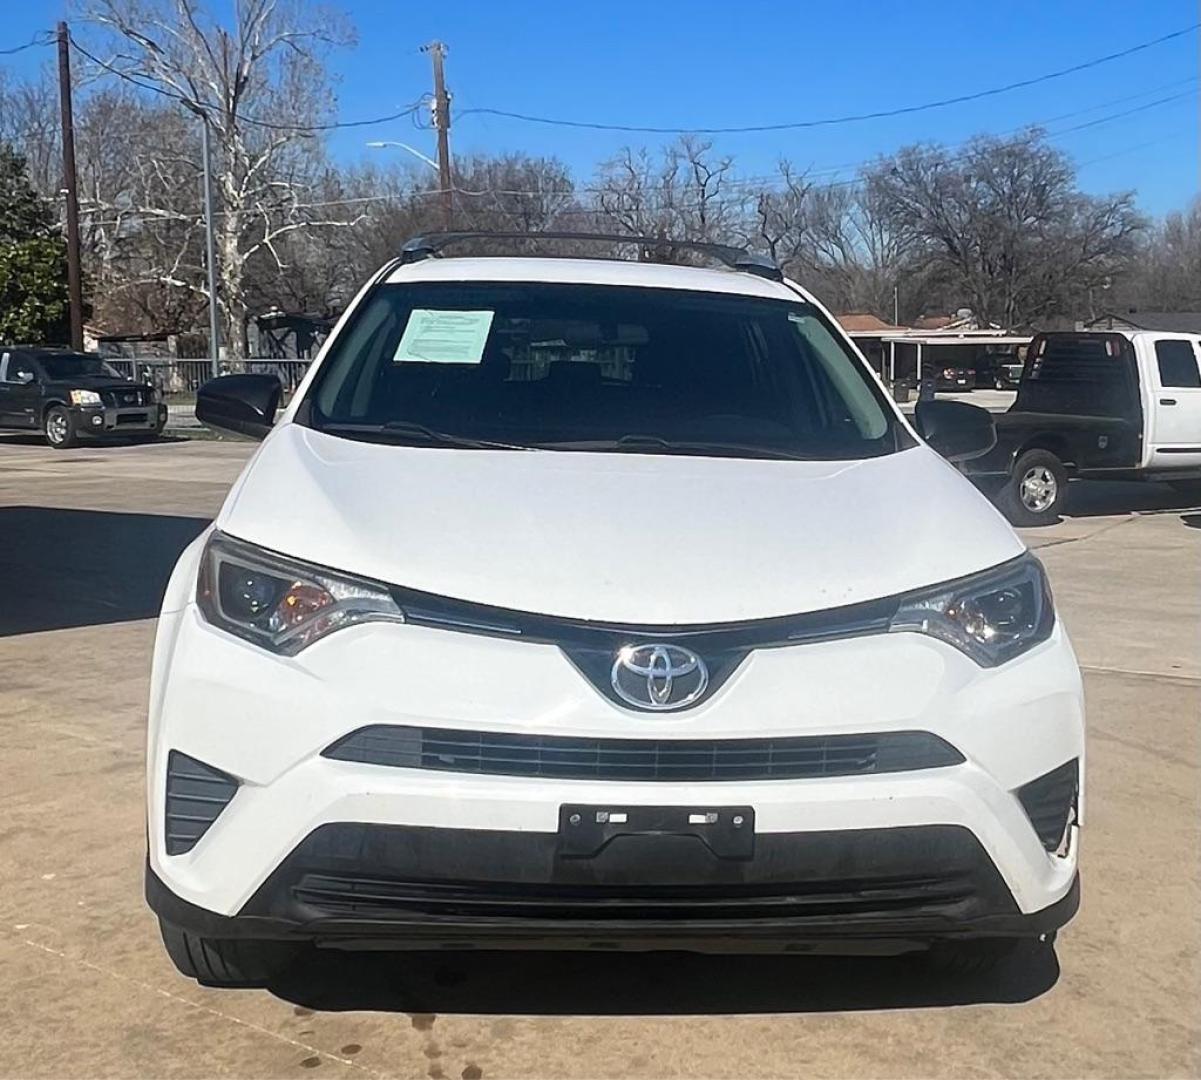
left=399, top=231, right=784, bottom=281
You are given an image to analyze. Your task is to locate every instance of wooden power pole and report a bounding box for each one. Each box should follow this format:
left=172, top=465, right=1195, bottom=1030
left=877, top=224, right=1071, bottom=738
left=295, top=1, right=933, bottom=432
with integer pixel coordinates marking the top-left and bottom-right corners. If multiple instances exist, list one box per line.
left=56, top=22, right=84, bottom=351
left=423, top=41, right=453, bottom=229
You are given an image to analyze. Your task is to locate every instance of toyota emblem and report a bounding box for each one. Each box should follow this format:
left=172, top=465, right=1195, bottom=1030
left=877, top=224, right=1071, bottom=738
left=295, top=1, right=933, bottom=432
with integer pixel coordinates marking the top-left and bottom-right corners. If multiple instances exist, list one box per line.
left=610, top=643, right=709, bottom=711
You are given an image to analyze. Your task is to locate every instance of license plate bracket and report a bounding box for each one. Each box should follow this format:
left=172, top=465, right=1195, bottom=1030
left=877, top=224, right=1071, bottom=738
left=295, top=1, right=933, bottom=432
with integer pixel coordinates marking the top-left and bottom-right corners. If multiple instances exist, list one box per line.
left=558, top=804, right=755, bottom=860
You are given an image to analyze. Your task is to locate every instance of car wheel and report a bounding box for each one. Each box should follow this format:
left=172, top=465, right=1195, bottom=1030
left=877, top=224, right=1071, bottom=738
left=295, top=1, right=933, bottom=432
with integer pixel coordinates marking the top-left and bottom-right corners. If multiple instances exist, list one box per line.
left=158, top=919, right=303, bottom=987
left=924, top=935, right=1048, bottom=976
left=43, top=405, right=79, bottom=449
left=999, top=449, right=1068, bottom=526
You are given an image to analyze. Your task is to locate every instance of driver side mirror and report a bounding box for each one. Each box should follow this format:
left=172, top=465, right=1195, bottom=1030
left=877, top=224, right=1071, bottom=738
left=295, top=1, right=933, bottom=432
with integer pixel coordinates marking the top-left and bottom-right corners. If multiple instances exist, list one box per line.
left=14, top=369, right=35, bottom=385
left=914, top=399, right=996, bottom=462
left=196, top=374, right=282, bottom=440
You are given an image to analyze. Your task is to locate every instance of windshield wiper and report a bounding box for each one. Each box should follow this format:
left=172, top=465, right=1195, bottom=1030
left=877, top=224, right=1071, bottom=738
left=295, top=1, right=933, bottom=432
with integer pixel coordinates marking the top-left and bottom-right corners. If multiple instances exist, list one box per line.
left=315, top=420, right=533, bottom=452
left=538, top=435, right=811, bottom=460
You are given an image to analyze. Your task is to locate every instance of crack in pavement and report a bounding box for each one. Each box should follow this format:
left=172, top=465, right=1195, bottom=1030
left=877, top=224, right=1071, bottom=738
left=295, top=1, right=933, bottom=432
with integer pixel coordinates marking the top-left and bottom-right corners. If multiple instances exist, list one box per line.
left=1081, top=664, right=1201, bottom=684
left=11, top=933, right=392, bottom=1078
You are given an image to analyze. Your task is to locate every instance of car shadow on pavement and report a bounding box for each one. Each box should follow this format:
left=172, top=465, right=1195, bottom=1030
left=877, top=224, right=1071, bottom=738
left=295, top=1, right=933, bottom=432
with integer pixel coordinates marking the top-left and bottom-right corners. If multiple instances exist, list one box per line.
left=0, top=506, right=209, bottom=636
left=0, top=432, right=189, bottom=447
left=1061, top=480, right=1201, bottom=520
left=269, top=943, right=1060, bottom=1015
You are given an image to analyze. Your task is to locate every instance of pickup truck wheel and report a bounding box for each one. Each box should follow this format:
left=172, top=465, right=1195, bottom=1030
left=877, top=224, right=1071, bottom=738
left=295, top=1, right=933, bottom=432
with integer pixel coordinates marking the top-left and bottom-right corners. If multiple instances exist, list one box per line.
left=1000, top=450, right=1067, bottom=526
left=44, top=405, right=80, bottom=449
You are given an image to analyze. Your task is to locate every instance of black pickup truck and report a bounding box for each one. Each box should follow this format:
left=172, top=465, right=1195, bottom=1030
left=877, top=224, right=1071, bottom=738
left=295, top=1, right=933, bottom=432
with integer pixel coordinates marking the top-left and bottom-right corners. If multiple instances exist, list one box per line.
left=0, top=346, right=167, bottom=449
left=963, top=331, right=1201, bottom=524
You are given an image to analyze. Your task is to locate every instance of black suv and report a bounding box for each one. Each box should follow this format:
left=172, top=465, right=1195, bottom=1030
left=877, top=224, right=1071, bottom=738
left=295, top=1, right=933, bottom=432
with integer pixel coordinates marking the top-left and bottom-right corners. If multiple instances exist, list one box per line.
left=0, top=347, right=167, bottom=448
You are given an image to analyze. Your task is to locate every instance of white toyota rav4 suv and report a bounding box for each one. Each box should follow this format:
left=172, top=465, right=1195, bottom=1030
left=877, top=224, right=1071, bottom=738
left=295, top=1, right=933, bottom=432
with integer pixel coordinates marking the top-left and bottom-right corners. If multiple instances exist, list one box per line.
left=147, top=233, right=1082, bottom=986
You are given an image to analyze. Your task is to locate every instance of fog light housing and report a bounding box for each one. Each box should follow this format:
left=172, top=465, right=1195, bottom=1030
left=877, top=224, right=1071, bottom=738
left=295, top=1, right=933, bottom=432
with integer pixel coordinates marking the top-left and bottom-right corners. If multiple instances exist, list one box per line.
left=90, top=414, right=104, bottom=426
left=1016, top=759, right=1078, bottom=854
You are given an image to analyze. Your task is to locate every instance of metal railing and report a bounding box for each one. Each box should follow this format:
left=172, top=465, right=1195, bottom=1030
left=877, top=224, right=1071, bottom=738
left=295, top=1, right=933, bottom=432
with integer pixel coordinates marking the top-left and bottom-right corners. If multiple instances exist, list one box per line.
left=107, top=358, right=312, bottom=400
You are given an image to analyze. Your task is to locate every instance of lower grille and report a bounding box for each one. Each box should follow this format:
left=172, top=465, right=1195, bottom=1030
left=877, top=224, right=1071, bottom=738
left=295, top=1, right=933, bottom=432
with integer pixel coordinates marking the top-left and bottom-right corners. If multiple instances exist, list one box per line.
left=165, top=751, right=238, bottom=855
left=1016, top=759, right=1078, bottom=851
left=323, top=726, right=963, bottom=782
left=290, top=870, right=976, bottom=921
left=115, top=411, right=150, bottom=425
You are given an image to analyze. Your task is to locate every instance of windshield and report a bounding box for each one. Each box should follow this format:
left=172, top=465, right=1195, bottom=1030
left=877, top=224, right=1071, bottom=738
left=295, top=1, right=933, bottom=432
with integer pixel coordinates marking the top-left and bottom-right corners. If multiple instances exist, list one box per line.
left=304, top=282, right=910, bottom=460
left=38, top=354, right=124, bottom=381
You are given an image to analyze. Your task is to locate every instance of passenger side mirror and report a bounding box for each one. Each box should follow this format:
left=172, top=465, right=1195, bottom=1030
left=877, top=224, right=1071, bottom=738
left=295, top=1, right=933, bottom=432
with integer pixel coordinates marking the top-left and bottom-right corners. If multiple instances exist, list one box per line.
left=914, top=399, right=996, bottom=462
left=196, top=374, right=282, bottom=440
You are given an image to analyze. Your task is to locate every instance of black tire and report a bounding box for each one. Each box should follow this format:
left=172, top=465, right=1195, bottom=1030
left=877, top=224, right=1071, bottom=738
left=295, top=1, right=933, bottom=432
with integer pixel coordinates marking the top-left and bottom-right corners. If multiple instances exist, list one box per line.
left=158, top=918, right=302, bottom=987
left=43, top=405, right=80, bottom=449
left=998, top=449, right=1068, bottom=526
left=924, top=935, right=1046, bottom=976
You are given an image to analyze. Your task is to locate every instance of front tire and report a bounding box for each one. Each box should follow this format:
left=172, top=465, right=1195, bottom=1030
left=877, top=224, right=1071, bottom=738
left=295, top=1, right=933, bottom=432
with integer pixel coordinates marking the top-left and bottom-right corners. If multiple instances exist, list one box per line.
left=999, top=449, right=1067, bottom=526
left=44, top=405, right=80, bottom=449
left=158, top=919, right=303, bottom=987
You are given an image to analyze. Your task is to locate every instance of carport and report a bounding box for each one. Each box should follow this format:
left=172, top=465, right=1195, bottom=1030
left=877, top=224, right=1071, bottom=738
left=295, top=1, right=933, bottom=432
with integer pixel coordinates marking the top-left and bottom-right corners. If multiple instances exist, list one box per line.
left=882, top=331, right=1033, bottom=384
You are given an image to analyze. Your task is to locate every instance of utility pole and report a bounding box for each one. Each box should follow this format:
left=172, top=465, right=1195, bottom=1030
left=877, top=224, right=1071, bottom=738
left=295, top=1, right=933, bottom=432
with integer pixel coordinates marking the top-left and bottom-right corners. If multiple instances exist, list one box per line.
left=198, top=114, right=221, bottom=378
left=56, top=22, right=83, bottom=351
left=183, top=102, right=222, bottom=377
left=422, top=41, right=453, bottom=229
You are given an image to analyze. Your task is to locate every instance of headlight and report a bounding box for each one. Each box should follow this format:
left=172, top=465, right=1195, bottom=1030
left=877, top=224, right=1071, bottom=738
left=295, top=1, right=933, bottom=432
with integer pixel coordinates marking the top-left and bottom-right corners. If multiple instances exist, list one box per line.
left=69, top=389, right=102, bottom=406
left=889, top=556, right=1054, bottom=667
left=196, top=532, right=404, bottom=655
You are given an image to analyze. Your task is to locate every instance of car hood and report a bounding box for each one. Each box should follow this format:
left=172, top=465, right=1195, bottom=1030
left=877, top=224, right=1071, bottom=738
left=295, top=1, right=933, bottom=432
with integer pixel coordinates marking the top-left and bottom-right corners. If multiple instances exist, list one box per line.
left=218, top=423, right=1024, bottom=624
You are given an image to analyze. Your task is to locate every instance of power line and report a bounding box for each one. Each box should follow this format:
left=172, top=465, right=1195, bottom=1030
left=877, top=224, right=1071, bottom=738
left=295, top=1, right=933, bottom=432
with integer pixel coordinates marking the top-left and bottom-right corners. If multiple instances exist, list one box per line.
left=457, top=23, right=1200, bottom=134
left=0, top=31, right=54, bottom=55
left=67, top=36, right=427, bottom=132
left=60, top=75, right=1199, bottom=227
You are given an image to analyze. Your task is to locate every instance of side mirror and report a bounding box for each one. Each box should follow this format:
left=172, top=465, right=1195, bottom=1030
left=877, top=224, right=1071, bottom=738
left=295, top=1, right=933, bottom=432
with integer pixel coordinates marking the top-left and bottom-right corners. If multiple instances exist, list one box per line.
left=14, top=370, right=35, bottom=385
left=196, top=374, right=281, bottom=440
left=914, top=399, right=996, bottom=462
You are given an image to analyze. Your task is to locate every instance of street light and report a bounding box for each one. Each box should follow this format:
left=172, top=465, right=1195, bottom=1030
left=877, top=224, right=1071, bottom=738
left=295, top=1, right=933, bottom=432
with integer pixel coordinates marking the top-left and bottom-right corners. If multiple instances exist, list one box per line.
left=365, top=140, right=439, bottom=172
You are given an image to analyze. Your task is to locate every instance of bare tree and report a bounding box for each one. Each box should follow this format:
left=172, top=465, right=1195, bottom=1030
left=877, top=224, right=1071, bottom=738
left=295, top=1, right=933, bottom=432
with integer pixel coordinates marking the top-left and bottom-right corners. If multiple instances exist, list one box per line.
left=593, top=137, right=747, bottom=260
left=866, top=130, right=1145, bottom=327
left=1115, top=196, right=1201, bottom=313
left=80, top=0, right=357, bottom=355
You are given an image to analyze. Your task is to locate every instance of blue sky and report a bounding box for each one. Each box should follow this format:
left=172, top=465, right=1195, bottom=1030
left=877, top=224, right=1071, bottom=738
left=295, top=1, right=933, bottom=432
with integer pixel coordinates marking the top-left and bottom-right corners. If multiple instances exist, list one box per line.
left=5, top=0, right=1199, bottom=215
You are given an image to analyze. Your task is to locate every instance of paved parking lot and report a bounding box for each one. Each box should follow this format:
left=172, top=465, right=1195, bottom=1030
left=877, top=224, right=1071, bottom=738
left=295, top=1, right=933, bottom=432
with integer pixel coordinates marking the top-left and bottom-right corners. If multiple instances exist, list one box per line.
left=1, top=435, right=1197, bottom=1079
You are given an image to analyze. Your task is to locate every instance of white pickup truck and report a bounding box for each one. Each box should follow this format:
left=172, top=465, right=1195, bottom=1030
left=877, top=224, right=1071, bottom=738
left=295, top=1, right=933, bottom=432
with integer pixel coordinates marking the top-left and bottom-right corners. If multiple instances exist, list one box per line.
left=963, top=330, right=1201, bottom=524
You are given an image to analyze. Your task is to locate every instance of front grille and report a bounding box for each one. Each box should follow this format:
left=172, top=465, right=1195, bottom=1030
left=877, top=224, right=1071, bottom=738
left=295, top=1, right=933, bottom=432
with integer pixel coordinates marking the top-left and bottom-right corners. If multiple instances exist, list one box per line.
left=115, top=412, right=150, bottom=425
left=1016, top=759, right=1078, bottom=851
left=323, top=726, right=963, bottom=782
left=101, top=387, right=150, bottom=407
left=165, top=751, right=239, bottom=855
left=290, top=869, right=977, bottom=921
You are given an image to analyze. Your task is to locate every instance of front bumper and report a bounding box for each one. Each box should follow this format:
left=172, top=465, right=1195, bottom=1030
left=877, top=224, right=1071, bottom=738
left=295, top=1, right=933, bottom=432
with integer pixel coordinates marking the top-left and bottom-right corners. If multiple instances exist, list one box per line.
left=73, top=402, right=167, bottom=435
left=146, top=823, right=1079, bottom=952
left=147, top=554, right=1085, bottom=949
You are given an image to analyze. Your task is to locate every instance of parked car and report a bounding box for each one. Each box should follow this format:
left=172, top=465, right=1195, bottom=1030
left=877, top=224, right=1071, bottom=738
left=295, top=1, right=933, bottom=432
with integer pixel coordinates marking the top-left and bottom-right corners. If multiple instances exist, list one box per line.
left=0, top=346, right=167, bottom=448
left=993, top=359, right=1025, bottom=390
left=964, top=330, right=1201, bottom=524
left=974, top=352, right=1024, bottom=390
left=147, top=232, right=1082, bottom=986
left=935, top=364, right=976, bottom=391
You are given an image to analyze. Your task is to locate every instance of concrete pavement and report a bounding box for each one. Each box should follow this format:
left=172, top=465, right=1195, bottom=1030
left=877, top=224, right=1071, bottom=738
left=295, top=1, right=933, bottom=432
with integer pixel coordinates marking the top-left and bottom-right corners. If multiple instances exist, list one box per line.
left=0, top=435, right=1197, bottom=1078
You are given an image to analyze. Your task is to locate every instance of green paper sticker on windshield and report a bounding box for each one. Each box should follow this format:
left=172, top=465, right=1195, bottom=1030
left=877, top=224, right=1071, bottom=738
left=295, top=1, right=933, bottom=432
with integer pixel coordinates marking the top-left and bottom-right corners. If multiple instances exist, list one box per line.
left=393, top=309, right=495, bottom=364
